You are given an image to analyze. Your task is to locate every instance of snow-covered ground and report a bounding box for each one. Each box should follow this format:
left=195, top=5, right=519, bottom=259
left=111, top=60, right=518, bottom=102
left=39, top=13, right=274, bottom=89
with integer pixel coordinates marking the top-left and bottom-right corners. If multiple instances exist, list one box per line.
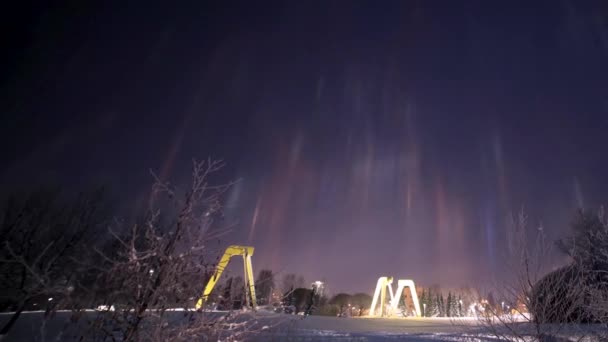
left=1, top=311, right=605, bottom=341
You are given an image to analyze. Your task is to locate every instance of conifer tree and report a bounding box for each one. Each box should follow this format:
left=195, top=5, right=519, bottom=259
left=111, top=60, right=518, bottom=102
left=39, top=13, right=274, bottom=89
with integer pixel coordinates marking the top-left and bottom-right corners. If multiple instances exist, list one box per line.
left=420, top=289, right=428, bottom=317
left=457, top=295, right=463, bottom=317
left=448, top=292, right=458, bottom=317
left=447, top=292, right=452, bottom=317
left=430, top=293, right=440, bottom=317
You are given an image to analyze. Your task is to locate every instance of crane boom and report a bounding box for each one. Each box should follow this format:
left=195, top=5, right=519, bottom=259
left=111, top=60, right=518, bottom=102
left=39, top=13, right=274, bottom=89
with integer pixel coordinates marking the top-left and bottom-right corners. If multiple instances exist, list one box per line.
left=195, top=245, right=257, bottom=310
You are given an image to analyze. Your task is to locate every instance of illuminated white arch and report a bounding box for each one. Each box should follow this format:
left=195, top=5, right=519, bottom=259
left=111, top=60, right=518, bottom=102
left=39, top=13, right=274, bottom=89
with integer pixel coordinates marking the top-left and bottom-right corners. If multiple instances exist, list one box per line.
left=391, top=279, right=421, bottom=317
left=369, top=277, right=421, bottom=317
left=369, top=276, right=394, bottom=317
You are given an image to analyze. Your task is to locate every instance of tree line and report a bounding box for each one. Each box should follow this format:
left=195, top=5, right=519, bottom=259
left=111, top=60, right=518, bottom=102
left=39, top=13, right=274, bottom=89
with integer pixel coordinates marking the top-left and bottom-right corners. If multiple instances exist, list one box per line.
left=418, top=290, right=464, bottom=317
left=212, top=269, right=374, bottom=317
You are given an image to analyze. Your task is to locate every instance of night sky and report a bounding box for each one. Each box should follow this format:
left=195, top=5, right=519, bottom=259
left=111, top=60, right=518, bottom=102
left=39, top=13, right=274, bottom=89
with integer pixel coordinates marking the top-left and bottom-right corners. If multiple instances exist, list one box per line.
left=2, top=1, right=608, bottom=293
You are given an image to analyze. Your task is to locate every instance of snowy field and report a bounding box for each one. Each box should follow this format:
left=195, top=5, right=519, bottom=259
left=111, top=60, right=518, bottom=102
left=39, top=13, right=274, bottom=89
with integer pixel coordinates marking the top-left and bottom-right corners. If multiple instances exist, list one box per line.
left=263, top=316, right=607, bottom=341
left=1, top=311, right=605, bottom=341
left=253, top=316, right=489, bottom=341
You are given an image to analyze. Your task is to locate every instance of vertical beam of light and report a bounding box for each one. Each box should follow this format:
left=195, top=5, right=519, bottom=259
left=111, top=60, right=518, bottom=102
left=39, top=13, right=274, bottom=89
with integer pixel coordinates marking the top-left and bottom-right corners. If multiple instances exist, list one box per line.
left=158, top=114, right=190, bottom=181
left=493, top=134, right=510, bottom=211
left=135, top=112, right=192, bottom=218
left=406, top=180, right=413, bottom=217
left=256, top=135, right=309, bottom=271
left=360, top=130, right=375, bottom=212
left=145, top=114, right=191, bottom=211
left=397, top=104, right=420, bottom=263
left=483, top=204, right=496, bottom=273
left=402, top=144, right=418, bottom=222
left=493, top=134, right=508, bottom=268
left=263, top=170, right=290, bottom=272
left=403, top=104, right=419, bottom=223
left=248, top=196, right=262, bottom=244
left=254, top=180, right=288, bottom=273
left=451, top=203, right=467, bottom=259
left=573, top=176, right=584, bottom=208
left=434, top=179, right=449, bottom=278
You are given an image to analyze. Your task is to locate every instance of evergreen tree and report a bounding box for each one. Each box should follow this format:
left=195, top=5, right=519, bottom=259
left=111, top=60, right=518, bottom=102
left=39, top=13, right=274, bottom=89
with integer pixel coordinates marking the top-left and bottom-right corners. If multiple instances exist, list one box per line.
left=430, top=293, right=440, bottom=317
left=439, top=294, right=446, bottom=317
left=457, top=295, right=463, bottom=317
left=219, top=277, right=233, bottom=310
left=255, top=269, right=275, bottom=305
left=425, top=289, right=435, bottom=317
left=449, top=292, right=459, bottom=317
left=420, top=289, right=427, bottom=317
left=229, top=276, right=245, bottom=309
left=447, top=292, right=452, bottom=317
left=428, top=290, right=434, bottom=317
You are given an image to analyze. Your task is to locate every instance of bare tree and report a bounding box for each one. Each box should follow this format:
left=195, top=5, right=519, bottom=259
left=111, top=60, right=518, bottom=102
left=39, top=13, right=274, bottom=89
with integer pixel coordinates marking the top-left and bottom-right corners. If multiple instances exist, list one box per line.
left=280, top=274, right=305, bottom=294
left=88, top=159, right=296, bottom=341
left=77, top=159, right=275, bottom=341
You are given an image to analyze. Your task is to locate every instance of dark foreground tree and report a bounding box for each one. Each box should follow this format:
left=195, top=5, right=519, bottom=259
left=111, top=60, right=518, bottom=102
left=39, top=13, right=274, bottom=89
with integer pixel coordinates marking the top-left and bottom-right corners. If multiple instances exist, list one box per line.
left=292, top=288, right=312, bottom=314
left=476, top=209, right=608, bottom=341
left=558, top=209, right=608, bottom=273
left=531, top=209, right=608, bottom=324
left=530, top=265, right=587, bottom=323
left=0, top=188, right=108, bottom=337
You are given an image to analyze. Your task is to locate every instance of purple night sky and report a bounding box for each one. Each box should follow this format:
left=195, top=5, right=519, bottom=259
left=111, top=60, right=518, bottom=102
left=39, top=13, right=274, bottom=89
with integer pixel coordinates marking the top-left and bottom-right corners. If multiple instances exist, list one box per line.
left=2, top=1, right=608, bottom=293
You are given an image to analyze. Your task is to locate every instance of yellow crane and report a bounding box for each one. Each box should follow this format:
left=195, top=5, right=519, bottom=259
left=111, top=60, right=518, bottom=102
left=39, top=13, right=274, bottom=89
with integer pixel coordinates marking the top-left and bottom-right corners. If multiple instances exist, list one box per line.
left=195, top=245, right=257, bottom=310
